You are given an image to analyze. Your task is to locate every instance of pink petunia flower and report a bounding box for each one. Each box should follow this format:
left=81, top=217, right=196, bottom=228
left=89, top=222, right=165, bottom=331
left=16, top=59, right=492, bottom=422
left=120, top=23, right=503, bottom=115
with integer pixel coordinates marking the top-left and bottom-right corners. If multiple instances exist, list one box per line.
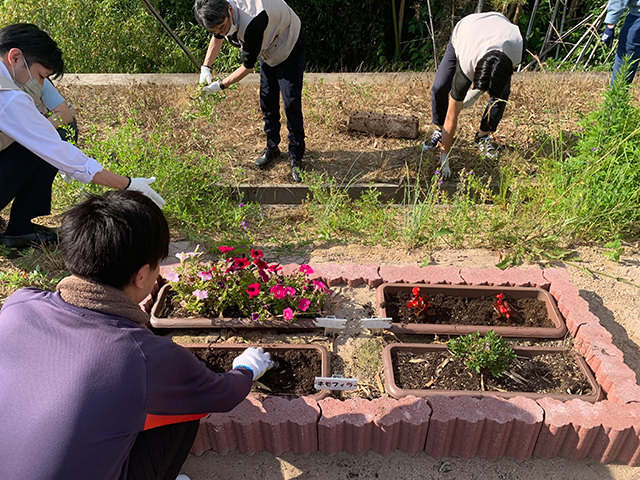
left=298, top=298, right=310, bottom=312
left=164, top=271, right=179, bottom=283
left=299, top=264, right=314, bottom=274
left=233, top=258, right=250, bottom=269
left=312, top=280, right=328, bottom=291
left=267, top=263, right=282, bottom=272
left=283, top=308, right=294, bottom=322
left=175, top=252, right=189, bottom=262
left=193, top=290, right=208, bottom=300
left=258, top=269, right=269, bottom=283
left=284, top=286, right=297, bottom=297
left=250, top=248, right=264, bottom=259
left=253, top=258, right=268, bottom=270
left=197, top=271, right=213, bottom=281
left=246, top=283, right=260, bottom=299
left=218, top=246, right=234, bottom=253
left=270, top=284, right=286, bottom=299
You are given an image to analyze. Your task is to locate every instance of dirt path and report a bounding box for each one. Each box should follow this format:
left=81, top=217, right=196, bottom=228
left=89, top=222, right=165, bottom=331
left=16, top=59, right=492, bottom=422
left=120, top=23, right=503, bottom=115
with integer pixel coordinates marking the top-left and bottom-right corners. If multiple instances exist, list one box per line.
left=180, top=244, right=640, bottom=479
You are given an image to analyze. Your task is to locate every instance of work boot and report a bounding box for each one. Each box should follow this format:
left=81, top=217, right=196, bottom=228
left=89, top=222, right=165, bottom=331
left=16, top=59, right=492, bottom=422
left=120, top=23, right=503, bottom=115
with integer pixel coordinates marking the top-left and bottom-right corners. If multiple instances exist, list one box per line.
left=0, top=225, right=59, bottom=249
left=422, top=129, right=442, bottom=152
left=290, top=158, right=303, bottom=183
left=255, top=147, right=280, bottom=168
left=474, top=132, right=498, bottom=160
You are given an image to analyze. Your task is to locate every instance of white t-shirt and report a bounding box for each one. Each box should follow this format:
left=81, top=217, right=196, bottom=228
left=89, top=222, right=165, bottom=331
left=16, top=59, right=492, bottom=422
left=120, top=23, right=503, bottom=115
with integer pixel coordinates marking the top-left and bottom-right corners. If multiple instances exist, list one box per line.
left=451, top=12, right=523, bottom=82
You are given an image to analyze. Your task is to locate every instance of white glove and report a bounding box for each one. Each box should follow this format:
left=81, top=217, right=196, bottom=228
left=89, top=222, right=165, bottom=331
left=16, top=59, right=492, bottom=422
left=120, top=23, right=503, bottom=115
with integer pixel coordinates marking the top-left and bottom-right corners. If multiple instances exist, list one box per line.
left=199, top=65, right=212, bottom=84
left=126, top=177, right=166, bottom=209
left=202, top=80, right=223, bottom=96
left=58, top=171, right=73, bottom=184
left=462, top=89, right=483, bottom=109
left=439, top=153, right=451, bottom=180
left=233, top=347, right=276, bottom=380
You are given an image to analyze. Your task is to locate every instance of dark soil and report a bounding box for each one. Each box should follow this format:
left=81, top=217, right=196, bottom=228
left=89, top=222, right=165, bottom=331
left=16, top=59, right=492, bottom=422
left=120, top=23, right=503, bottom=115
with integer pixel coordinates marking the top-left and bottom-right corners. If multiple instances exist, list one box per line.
left=391, top=350, right=593, bottom=396
left=385, top=291, right=554, bottom=328
left=193, top=348, right=322, bottom=397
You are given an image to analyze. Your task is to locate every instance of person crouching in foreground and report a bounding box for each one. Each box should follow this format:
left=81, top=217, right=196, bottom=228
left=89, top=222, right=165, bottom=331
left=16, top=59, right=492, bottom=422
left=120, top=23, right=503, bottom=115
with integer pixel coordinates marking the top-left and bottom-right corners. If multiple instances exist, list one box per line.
left=0, top=190, right=274, bottom=480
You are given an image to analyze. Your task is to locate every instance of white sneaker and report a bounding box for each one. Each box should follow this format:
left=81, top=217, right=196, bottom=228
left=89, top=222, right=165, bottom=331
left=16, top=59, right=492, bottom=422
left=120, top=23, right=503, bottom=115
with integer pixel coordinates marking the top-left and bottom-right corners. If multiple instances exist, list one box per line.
left=423, top=129, right=442, bottom=152
left=474, top=133, right=498, bottom=160
left=176, top=475, right=191, bottom=480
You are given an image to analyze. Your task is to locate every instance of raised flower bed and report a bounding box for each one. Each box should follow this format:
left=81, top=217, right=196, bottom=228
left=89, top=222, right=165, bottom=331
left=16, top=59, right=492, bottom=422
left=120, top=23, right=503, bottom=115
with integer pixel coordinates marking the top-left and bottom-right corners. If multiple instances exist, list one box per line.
left=377, top=283, right=567, bottom=338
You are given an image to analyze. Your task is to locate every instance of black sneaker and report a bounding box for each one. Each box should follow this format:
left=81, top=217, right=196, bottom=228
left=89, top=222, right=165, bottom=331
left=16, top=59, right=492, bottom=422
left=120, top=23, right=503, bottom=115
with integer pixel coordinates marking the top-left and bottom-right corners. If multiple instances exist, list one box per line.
left=423, top=129, right=442, bottom=151
left=255, top=147, right=281, bottom=168
left=291, top=159, right=303, bottom=183
left=0, top=227, right=59, bottom=249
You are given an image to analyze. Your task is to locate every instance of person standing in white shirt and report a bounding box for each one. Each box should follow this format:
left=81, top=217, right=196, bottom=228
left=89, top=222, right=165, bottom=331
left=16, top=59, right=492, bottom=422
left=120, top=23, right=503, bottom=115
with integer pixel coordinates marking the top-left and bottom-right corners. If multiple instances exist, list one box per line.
left=0, top=23, right=165, bottom=249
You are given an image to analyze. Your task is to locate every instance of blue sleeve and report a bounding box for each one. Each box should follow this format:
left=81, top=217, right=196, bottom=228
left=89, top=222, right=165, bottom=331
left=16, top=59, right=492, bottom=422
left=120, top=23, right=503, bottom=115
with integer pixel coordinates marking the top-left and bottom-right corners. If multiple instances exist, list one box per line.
left=41, top=79, right=65, bottom=111
left=605, top=0, right=631, bottom=25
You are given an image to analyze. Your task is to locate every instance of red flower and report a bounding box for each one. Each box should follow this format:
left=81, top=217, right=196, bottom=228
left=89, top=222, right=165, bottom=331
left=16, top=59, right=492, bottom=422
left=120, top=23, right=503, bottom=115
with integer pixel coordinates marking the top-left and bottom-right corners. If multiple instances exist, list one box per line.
left=267, top=263, right=282, bottom=272
left=218, top=246, right=234, bottom=253
left=496, top=293, right=505, bottom=300
left=253, top=258, right=268, bottom=270
left=233, top=258, right=250, bottom=269
left=250, top=249, right=263, bottom=259
left=258, top=269, right=269, bottom=283
left=246, top=283, right=260, bottom=299
left=412, top=287, right=421, bottom=296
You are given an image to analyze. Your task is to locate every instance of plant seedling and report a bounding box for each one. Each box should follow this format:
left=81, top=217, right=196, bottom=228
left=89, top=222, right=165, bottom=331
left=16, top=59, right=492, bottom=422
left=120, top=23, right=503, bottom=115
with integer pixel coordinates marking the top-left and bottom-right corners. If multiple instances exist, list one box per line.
left=407, top=286, right=434, bottom=318
left=493, top=293, right=515, bottom=323
left=447, top=330, right=515, bottom=378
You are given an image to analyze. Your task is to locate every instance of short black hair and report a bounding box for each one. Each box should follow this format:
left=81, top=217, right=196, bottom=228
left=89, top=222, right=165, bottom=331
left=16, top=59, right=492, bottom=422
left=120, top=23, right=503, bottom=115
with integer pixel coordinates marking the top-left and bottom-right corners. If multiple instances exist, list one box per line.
left=473, top=50, right=513, bottom=98
left=61, top=190, right=170, bottom=290
left=0, top=23, right=64, bottom=80
left=194, top=0, right=230, bottom=29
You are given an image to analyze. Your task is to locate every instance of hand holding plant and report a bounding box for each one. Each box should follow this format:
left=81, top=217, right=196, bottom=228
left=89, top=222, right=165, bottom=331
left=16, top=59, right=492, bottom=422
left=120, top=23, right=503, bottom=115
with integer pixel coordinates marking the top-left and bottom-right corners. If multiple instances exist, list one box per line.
left=164, top=246, right=328, bottom=323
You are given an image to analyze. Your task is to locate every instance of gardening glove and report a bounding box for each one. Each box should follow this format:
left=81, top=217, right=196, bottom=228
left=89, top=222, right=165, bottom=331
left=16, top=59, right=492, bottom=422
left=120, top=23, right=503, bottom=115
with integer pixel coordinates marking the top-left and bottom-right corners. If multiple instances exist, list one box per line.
left=202, top=80, right=224, bottom=96
left=233, top=347, right=276, bottom=380
left=462, top=89, right=483, bottom=110
left=199, top=65, right=212, bottom=84
left=601, top=25, right=615, bottom=48
left=58, top=170, right=73, bottom=184
left=126, top=177, right=166, bottom=209
left=439, top=152, right=451, bottom=180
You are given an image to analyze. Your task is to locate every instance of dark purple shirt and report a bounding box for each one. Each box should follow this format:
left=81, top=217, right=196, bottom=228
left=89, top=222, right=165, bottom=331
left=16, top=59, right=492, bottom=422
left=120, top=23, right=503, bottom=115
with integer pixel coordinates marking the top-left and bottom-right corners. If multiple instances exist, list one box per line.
left=0, top=288, right=252, bottom=480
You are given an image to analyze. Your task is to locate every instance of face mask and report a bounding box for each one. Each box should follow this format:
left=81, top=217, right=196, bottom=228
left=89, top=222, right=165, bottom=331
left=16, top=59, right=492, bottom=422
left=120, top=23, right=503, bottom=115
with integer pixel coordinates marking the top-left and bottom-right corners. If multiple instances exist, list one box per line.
left=11, top=56, right=44, bottom=103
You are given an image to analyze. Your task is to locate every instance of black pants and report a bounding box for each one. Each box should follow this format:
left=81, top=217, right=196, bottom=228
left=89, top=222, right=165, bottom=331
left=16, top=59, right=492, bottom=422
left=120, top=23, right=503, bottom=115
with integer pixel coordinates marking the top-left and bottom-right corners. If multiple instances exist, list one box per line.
left=431, top=41, right=510, bottom=133
left=126, top=420, right=200, bottom=480
left=0, top=142, right=58, bottom=235
left=260, top=28, right=306, bottom=162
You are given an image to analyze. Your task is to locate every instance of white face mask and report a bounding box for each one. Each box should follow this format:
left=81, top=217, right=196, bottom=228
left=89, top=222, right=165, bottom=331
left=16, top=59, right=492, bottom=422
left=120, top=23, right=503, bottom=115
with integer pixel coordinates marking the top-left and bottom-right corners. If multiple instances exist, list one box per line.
left=11, top=56, right=44, bottom=101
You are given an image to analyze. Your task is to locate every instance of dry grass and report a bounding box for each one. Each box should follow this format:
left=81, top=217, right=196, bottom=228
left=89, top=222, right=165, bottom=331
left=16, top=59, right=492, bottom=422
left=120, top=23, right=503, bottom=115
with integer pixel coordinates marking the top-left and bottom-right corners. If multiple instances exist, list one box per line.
left=57, top=73, right=611, bottom=186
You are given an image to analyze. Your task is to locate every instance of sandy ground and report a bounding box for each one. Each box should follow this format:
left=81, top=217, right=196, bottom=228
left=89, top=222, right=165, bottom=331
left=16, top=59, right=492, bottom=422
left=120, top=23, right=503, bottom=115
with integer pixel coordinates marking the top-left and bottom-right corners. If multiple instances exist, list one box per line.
left=181, top=244, right=640, bottom=479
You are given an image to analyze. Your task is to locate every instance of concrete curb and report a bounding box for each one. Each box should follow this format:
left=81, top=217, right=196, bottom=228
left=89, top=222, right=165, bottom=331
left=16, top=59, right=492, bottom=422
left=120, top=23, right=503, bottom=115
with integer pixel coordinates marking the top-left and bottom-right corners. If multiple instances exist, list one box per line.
left=175, top=264, right=639, bottom=464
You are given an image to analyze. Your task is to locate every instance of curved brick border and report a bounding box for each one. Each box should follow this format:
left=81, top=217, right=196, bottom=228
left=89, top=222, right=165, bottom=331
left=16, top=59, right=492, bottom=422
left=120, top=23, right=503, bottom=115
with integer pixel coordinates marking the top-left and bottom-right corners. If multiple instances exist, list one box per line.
left=146, top=263, right=640, bottom=464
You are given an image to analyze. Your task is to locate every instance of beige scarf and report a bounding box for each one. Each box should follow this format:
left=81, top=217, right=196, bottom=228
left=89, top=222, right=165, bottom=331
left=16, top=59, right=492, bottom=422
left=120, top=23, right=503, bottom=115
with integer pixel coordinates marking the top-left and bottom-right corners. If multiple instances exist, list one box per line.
left=57, top=275, right=150, bottom=327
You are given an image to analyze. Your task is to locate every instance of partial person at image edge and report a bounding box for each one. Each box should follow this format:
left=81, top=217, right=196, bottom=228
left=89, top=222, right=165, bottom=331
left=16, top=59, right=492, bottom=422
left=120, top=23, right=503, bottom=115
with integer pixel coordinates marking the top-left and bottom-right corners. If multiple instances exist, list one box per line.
left=600, top=0, right=640, bottom=84
left=0, top=190, right=275, bottom=480
left=0, top=23, right=165, bottom=250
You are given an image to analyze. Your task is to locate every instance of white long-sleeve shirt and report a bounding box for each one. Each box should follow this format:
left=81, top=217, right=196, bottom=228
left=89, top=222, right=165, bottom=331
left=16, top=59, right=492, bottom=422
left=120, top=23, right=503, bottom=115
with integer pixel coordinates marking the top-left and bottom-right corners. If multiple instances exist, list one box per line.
left=0, top=62, right=102, bottom=183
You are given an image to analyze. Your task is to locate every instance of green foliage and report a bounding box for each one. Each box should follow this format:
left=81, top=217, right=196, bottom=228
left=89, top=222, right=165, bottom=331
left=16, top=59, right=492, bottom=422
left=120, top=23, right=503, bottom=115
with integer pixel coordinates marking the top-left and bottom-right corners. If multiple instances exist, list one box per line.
left=0, top=265, right=66, bottom=292
left=166, top=247, right=328, bottom=322
left=603, top=238, right=624, bottom=262
left=447, top=330, right=516, bottom=378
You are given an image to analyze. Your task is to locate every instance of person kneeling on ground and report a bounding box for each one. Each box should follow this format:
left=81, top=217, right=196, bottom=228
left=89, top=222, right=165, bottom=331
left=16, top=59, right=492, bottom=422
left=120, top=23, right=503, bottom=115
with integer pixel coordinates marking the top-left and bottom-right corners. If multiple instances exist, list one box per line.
left=0, top=190, right=274, bottom=480
left=424, top=12, right=524, bottom=179
left=0, top=23, right=165, bottom=250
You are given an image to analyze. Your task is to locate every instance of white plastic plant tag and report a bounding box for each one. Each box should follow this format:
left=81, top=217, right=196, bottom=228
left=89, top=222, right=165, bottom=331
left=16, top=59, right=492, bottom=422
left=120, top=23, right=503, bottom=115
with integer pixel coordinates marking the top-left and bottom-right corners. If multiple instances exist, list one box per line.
left=360, top=318, right=392, bottom=329
left=314, top=376, right=358, bottom=391
left=315, top=316, right=347, bottom=329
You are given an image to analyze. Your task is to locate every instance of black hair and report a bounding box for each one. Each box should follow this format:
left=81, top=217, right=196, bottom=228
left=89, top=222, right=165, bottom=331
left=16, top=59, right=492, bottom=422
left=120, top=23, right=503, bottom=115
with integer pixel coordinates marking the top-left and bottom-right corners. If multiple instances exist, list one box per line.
left=61, top=190, right=170, bottom=290
left=193, top=0, right=230, bottom=29
left=473, top=50, right=513, bottom=98
left=0, top=23, right=64, bottom=80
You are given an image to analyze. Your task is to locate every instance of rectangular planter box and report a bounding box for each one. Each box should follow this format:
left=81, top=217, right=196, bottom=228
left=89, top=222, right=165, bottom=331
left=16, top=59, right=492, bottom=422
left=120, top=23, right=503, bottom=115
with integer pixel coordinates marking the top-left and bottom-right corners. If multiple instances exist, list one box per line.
left=377, top=283, right=567, bottom=338
left=182, top=342, right=332, bottom=401
left=382, top=343, right=602, bottom=403
left=150, top=283, right=319, bottom=331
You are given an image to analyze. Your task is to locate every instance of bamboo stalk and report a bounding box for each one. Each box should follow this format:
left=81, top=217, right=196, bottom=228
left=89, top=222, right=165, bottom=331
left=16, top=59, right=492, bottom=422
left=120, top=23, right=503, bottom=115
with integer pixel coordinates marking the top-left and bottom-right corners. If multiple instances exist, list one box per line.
left=392, top=0, right=400, bottom=57
left=398, top=0, right=406, bottom=43
left=556, top=0, right=569, bottom=59
left=539, top=0, right=562, bottom=61
left=572, top=9, right=606, bottom=70
left=426, top=0, right=438, bottom=68
left=525, top=0, right=541, bottom=41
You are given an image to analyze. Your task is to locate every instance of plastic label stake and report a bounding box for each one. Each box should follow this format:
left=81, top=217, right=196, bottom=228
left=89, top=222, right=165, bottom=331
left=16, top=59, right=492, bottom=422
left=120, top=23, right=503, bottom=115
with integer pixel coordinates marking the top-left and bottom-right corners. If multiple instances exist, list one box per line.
left=314, top=375, right=358, bottom=391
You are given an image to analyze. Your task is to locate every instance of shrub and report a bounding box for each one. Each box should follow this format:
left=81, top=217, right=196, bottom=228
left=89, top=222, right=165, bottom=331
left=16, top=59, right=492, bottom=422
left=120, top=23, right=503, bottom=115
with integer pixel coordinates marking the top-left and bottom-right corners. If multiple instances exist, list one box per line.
left=447, top=330, right=515, bottom=377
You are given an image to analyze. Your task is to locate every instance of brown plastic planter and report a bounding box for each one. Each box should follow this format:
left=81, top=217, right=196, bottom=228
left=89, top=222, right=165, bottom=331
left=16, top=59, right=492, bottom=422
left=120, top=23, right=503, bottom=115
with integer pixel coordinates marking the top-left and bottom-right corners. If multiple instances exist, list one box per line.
left=181, top=342, right=331, bottom=401
left=382, top=343, right=602, bottom=403
left=377, top=283, right=567, bottom=338
left=150, top=283, right=319, bottom=330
